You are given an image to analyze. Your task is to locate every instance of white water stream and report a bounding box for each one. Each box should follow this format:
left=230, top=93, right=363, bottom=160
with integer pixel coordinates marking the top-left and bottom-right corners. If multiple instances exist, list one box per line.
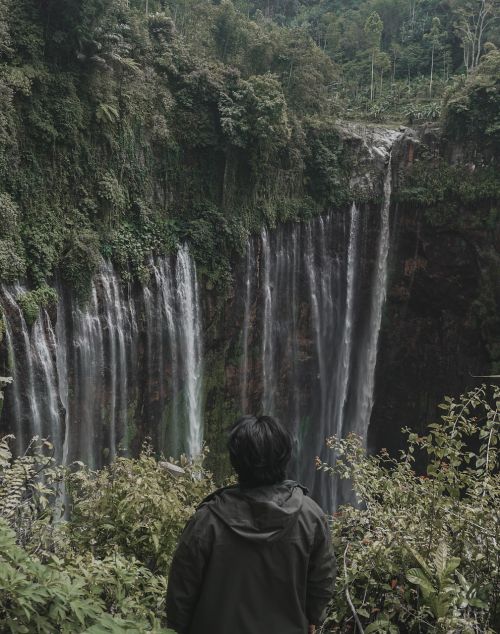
left=1, top=134, right=397, bottom=508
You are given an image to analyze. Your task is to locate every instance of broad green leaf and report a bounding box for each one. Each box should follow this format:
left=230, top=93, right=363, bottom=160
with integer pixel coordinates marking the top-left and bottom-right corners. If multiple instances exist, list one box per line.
left=407, top=568, right=435, bottom=597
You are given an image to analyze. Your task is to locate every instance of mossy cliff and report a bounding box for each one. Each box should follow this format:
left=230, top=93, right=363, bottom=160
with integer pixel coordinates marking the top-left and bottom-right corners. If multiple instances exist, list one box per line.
left=370, top=123, right=499, bottom=454
left=0, top=2, right=498, bottom=469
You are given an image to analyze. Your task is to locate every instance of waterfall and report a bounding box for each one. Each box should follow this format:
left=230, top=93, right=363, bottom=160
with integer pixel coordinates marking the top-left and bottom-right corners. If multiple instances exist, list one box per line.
left=175, top=245, right=203, bottom=457
left=332, top=202, right=360, bottom=440
left=71, top=283, right=104, bottom=468
left=289, top=225, right=301, bottom=439
left=32, top=312, right=62, bottom=462
left=237, top=156, right=395, bottom=508
left=353, top=156, right=393, bottom=438
left=1, top=247, right=203, bottom=467
left=3, top=307, right=22, bottom=455
left=100, top=263, right=129, bottom=458
left=2, top=288, right=42, bottom=440
left=261, top=228, right=275, bottom=414
left=1, top=144, right=396, bottom=509
left=55, top=288, right=69, bottom=468
left=305, top=221, right=329, bottom=444
left=240, top=238, right=254, bottom=413
left=155, top=258, right=180, bottom=454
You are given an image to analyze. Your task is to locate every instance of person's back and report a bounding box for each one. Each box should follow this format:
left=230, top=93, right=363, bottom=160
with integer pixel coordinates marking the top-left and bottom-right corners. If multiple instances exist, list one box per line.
left=166, top=416, right=335, bottom=634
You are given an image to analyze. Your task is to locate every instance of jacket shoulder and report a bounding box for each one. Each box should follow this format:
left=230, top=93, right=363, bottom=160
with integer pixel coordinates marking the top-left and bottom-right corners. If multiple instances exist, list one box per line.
left=301, top=494, right=328, bottom=519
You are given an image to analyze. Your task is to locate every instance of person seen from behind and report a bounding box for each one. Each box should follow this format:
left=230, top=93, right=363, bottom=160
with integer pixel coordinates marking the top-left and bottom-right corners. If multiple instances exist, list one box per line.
left=166, top=415, right=335, bottom=633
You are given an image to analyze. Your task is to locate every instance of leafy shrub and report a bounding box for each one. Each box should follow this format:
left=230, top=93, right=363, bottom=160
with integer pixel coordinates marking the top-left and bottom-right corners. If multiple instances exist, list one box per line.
left=18, top=285, right=58, bottom=326
left=0, top=193, right=26, bottom=282
left=0, top=436, right=64, bottom=552
left=0, top=519, right=171, bottom=633
left=443, top=47, right=500, bottom=151
left=319, top=385, right=499, bottom=633
left=0, top=436, right=187, bottom=631
left=183, top=203, right=246, bottom=291
left=404, top=101, right=441, bottom=124
left=61, top=226, right=102, bottom=299
left=65, top=447, right=214, bottom=574
left=97, top=172, right=128, bottom=220
left=102, top=217, right=180, bottom=283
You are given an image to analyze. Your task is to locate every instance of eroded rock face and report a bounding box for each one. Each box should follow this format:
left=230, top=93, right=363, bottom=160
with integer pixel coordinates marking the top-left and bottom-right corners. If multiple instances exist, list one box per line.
left=0, top=121, right=495, bottom=509
left=369, top=124, right=495, bottom=456
left=203, top=122, right=497, bottom=475
left=336, top=122, right=401, bottom=198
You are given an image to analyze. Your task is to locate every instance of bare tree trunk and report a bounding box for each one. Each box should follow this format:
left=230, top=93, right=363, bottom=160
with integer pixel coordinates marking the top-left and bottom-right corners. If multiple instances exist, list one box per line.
left=370, top=51, right=375, bottom=101
left=429, top=44, right=434, bottom=97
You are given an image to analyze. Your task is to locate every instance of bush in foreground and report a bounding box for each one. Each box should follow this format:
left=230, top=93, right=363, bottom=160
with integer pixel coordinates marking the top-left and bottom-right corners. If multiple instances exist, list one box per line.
left=0, top=437, right=211, bottom=632
left=0, top=386, right=497, bottom=632
left=319, top=384, right=499, bottom=633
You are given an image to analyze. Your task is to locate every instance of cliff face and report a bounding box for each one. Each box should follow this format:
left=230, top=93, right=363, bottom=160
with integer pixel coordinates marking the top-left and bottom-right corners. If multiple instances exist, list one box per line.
left=0, top=121, right=497, bottom=509
left=370, top=125, right=498, bottom=454
left=202, top=122, right=499, bottom=472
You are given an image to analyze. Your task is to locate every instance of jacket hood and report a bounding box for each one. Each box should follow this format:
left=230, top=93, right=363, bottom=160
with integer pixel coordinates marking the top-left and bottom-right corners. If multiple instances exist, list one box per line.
left=201, top=481, right=307, bottom=542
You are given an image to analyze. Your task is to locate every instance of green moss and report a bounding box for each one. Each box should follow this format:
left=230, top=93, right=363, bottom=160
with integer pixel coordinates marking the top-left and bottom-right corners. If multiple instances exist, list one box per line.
left=202, top=351, right=239, bottom=484
left=18, top=285, right=58, bottom=327
left=397, top=159, right=500, bottom=231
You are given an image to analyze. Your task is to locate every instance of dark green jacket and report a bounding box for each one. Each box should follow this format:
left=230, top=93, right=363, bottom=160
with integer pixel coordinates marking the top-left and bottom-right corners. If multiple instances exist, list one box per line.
left=166, top=481, right=335, bottom=634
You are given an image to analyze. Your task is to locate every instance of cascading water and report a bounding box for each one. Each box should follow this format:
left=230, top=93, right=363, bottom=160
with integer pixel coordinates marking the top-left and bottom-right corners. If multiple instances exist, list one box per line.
left=261, top=227, right=275, bottom=414
left=32, top=312, right=62, bottom=462
left=332, top=202, right=360, bottom=441
left=0, top=135, right=397, bottom=509
left=240, top=239, right=254, bottom=413
left=238, top=150, right=397, bottom=509
left=175, top=245, right=203, bottom=457
left=0, top=247, right=203, bottom=468
left=352, top=157, right=393, bottom=438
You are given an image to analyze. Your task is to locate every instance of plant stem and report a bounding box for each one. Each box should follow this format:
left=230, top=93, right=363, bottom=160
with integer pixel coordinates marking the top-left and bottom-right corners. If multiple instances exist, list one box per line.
left=344, top=543, right=365, bottom=634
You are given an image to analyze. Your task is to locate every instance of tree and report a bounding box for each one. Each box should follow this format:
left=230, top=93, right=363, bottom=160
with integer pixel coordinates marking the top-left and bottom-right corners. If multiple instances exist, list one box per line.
left=376, top=50, right=391, bottom=95
left=364, top=11, right=383, bottom=101
left=424, top=17, right=443, bottom=97
left=390, top=41, right=401, bottom=83
left=453, top=0, right=500, bottom=73
left=443, top=43, right=500, bottom=147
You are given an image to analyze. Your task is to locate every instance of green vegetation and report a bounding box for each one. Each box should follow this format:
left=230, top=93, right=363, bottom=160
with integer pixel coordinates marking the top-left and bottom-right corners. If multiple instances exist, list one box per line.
left=0, top=0, right=349, bottom=294
left=0, top=435, right=207, bottom=632
left=397, top=49, right=500, bottom=372
left=0, top=386, right=498, bottom=632
left=0, top=0, right=498, bottom=294
left=443, top=44, right=500, bottom=150
left=66, top=447, right=213, bottom=575
left=18, top=286, right=58, bottom=326
left=319, top=384, right=499, bottom=633
left=268, top=0, right=499, bottom=121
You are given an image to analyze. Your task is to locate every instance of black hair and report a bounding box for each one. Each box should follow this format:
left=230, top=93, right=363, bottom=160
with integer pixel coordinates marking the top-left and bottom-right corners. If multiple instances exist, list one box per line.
left=227, top=415, right=292, bottom=487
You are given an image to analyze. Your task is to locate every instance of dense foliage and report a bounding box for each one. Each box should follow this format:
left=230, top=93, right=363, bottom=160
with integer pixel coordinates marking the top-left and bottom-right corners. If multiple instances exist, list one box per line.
left=0, top=435, right=210, bottom=632
left=274, top=0, right=500, bottom=121
left=0, top=0, right=498, bottom=300
left=319, top=384, right=500, bottom=633
left=0, top=0, right=349, bottom=296
left=65, top=448, right=213, bottom=574
left=0, top=386, right=498, bottom=631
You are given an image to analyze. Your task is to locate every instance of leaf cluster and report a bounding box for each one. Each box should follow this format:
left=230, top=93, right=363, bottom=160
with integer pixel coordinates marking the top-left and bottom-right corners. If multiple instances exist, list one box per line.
left=65, top=446, right=214, bottom=574
left=319, top=385, right=500, bottom=633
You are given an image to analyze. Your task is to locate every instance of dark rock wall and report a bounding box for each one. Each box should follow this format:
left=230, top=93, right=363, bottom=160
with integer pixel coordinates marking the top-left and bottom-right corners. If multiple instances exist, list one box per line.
left=369, top=126, right=496, bottom=455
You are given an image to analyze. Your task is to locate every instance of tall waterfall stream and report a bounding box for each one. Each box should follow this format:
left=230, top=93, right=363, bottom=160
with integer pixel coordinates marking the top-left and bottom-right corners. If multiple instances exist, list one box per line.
left=0, top=138, right=398, bottom=509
